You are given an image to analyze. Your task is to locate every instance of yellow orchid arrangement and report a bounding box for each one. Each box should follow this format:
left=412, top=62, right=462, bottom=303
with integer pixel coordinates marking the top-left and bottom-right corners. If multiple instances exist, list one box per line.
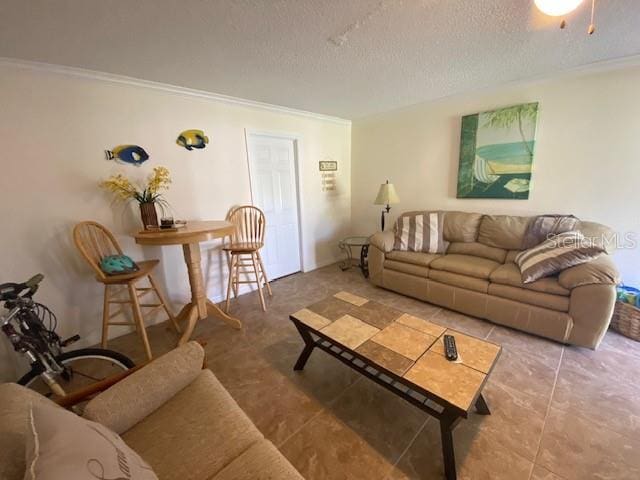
left=100, top=166, right=171, bottom=206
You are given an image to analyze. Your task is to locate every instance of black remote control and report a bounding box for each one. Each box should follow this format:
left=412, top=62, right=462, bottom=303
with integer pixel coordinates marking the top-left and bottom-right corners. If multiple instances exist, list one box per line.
left=444, top=334, right=458, bottom=361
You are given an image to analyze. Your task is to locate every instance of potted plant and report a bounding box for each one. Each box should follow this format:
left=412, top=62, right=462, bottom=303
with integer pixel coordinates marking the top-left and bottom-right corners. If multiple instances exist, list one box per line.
left=100, top=166, right=171, bottom=229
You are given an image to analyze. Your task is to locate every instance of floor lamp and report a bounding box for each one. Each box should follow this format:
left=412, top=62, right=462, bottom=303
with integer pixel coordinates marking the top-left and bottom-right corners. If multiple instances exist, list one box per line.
left=374, top=180, right=400, bottom=231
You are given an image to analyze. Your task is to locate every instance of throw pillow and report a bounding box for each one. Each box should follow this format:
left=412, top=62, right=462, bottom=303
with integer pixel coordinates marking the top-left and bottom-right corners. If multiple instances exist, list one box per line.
left=25, top=403, right=158, bottom=480
left=515, top=231, right=605, bottom=283
left=522, top=214, right=578, bottom=250
left=394, top=211, right=446, bottom=254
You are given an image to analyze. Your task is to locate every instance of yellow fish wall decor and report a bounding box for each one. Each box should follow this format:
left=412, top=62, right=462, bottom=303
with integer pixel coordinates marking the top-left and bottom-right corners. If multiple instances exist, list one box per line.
left=176, top=129, right=209, bottom=150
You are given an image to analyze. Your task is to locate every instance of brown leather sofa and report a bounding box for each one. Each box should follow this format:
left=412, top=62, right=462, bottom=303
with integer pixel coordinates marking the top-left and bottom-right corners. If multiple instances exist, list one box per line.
left=369, top=212, right=620, bottom=349
left=0, top=342, right=303, bottom=480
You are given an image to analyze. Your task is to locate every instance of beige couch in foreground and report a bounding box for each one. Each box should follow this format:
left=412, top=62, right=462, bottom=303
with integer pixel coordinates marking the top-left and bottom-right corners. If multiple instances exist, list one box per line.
left=0, top=342, right=303, bottom=480
left=369, top=212, right=620, bottom=349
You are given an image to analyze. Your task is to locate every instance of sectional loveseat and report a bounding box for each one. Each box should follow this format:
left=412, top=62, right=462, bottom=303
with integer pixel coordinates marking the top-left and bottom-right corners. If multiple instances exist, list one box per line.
left=0, top=342, right=303, bottom=480
left=368, top=211, right=620, bottom=349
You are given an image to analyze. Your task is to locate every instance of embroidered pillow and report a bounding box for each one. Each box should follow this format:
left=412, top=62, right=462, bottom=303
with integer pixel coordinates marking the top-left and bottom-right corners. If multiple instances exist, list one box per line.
left=25, top=403, right=158, bottom=480
left=522, top=214, right=579, bottom=250
left=515, top=231, right=605, bottom=283
left=393, top=211, right=446, bottom=254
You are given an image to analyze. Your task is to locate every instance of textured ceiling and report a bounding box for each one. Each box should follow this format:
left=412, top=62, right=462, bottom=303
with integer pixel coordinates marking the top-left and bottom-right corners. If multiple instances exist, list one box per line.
left=1, top=0, right=639, bottom=119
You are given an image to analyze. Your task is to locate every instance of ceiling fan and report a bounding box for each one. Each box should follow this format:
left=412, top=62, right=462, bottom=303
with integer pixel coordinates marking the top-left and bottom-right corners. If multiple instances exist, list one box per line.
left=534, top=0, right=598, bottom=34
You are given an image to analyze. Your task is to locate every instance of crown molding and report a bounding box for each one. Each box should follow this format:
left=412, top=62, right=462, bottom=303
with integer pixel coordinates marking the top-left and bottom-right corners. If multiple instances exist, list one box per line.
left=0, top=57, right=351, bottom=126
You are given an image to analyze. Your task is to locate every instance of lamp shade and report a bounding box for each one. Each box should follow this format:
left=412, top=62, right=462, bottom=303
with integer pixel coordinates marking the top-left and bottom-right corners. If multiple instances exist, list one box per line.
left=374, top=182, right=400, bottom=205
left=534, top=0, right=584, bottom=16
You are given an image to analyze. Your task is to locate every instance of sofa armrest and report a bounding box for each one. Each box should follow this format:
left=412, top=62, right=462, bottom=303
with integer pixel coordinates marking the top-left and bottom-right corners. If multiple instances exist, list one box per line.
left=369, top=230, right=395, bottom=253
left=57, top=364, right=145, bottom=409
left=83, top=341, right=205, bottom=434
left=558, top=254, right=620, bottom=290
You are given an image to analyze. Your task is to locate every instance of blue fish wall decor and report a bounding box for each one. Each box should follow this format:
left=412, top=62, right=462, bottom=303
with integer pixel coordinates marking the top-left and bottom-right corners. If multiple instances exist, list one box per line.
left=105, top=145, right=149, bottom=166
left=176, top=129, right=209, bottom=150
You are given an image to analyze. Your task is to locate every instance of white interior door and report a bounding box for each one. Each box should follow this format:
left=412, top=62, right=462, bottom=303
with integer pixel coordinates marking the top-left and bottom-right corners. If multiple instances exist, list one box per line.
left=247, top=133, right=302, bottom=280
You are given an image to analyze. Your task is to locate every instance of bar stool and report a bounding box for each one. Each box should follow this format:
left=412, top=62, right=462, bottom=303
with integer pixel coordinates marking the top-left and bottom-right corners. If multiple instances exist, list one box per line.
left=223, top=206, right=273, bottom=312
left=72, top=221, right=179, bottom=360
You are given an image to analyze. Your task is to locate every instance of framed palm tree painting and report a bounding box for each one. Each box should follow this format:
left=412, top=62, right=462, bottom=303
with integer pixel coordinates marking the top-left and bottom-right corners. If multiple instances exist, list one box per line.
left=457, top=102, right=539, bottom=199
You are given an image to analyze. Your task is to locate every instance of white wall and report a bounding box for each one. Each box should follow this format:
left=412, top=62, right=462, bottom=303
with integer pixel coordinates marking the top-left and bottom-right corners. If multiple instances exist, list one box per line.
left=0, top=62, right=351, bottom=381
left=352, top=64, right=640, bottom=285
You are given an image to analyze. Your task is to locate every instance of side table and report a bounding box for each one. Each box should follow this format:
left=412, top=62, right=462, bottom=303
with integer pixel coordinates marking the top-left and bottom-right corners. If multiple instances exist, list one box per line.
left=338, top=236, right=370, bottom=278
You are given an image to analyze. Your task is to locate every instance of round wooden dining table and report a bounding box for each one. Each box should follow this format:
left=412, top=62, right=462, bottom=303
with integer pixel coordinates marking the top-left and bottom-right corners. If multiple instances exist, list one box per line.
left=133, top=220, right=242, bottom=345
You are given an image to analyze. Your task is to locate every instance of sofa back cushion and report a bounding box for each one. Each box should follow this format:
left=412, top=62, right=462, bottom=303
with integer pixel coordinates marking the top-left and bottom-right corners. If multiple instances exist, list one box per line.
left=443, top=211, right=483, bottom=243
left=446, top=242, right=507, bottom=263
left=394, top=211, right=446, bottom=254
left=478, top=215, right=532, bottom=250
left=505, top=250, right=522, bottom=263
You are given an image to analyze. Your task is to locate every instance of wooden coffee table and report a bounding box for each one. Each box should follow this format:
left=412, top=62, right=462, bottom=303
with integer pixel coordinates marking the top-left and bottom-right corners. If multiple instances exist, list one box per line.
left=290, top=291, right=502, bottom=480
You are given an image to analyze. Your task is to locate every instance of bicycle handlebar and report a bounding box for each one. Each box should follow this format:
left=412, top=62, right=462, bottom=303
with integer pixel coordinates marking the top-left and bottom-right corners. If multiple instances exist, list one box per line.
left=0, top=274, right=44, bottom=302
left=25, top=274, right=44, bottom=289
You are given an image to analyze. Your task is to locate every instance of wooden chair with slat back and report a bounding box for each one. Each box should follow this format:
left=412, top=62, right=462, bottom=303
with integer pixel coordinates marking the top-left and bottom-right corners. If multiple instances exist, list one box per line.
left=223, top=206, right=272, bottom=312
left=72, top=221, right=179, bottom=360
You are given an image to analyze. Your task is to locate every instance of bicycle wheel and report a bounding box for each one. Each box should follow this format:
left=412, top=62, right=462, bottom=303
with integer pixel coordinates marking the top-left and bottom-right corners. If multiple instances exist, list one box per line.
left=17, top=348, right=135, bottom=399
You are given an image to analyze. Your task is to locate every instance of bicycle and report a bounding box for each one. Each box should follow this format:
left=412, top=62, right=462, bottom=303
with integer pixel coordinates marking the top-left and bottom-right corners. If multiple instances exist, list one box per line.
left=1, top=274, right=135, bottom=399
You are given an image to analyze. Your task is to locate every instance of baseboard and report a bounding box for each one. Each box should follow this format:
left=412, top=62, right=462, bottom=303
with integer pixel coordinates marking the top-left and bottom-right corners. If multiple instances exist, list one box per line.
left=303, top=256, right=340, bottom=272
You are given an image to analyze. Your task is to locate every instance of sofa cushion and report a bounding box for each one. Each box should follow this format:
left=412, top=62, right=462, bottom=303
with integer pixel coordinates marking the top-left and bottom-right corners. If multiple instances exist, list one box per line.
left=490, top=263, right=570, bottom=296
left=443, top=211, right=483, bottom=242
left=386, top=250, right=441, bottom=267
left=430, top=254, right=501, bottom=279
left=25, top=402, right=158, bottom=480
left=478, top=215, right=531, bottom=250
left=488, top=284, right=570, bottom=312
left=505, top=250, right=522, bottom=263
left=122, top=370, right=263, bottom=480
left=515, top=231, right=605, bottom=283
left=428, top=270, right=489, bottom=293
left=394, top=211, right=446, bottom=253
left=0, top=383, right=61, bottom=480
left=446, top=242, right=507, bottom=263
left=384, top=260, right=429, bottom=278
left=213, top=440, right=303, bottom=480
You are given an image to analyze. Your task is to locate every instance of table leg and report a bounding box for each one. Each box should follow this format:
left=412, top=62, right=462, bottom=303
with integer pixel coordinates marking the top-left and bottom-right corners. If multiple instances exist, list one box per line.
left=206, top=300, right=241, bottom=329
left=176, top=304, right=191, bottom=323
left=293, top=322, right=316, bottom=371
left=177, top=242, right=242, bottom=345
left=338, top=241, right=352, bottom=271
left=360, top=244, right=369, bottom=278
left=439, top=413, right=460, bottom=480
left=179, top=305, right=199, bottom=346
left=475, top=393, right=491, bottom=415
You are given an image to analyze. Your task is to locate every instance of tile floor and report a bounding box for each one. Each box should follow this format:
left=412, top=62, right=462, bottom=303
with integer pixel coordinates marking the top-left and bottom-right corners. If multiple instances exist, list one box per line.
left=108, top=265, right=640, bottom=480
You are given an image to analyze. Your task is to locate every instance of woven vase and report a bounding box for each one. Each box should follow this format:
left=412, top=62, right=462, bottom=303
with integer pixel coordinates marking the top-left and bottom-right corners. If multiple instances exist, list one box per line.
left=139, top=202, right=159, bottom=229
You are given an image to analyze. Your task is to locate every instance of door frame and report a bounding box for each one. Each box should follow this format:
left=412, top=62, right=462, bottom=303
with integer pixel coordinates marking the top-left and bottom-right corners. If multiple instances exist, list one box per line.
left=244, top=129, right=306, bottom=274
